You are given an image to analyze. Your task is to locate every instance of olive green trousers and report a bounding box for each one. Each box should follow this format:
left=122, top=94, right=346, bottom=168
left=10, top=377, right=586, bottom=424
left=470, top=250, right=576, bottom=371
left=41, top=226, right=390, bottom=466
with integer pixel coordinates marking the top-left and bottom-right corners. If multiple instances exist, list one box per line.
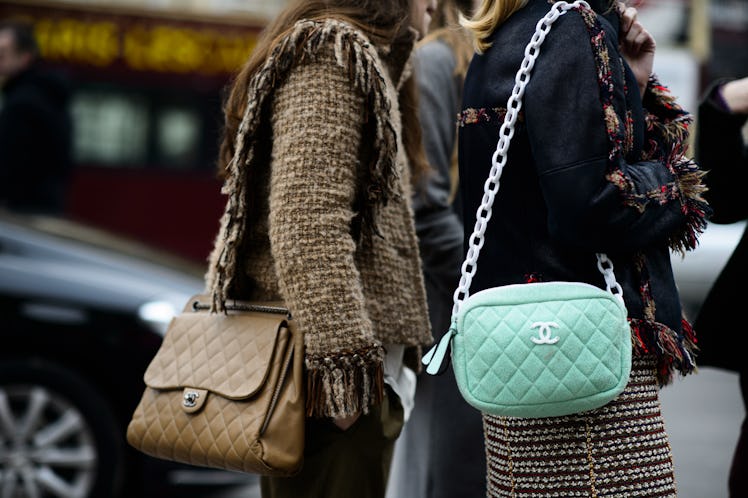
left=261, top=389, right=404, bottom=498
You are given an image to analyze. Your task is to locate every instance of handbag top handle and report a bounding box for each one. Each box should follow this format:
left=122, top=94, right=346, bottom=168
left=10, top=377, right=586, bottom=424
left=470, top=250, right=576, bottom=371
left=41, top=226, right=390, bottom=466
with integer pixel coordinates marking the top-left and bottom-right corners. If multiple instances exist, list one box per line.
left=423, top=0, right=624, bottom=373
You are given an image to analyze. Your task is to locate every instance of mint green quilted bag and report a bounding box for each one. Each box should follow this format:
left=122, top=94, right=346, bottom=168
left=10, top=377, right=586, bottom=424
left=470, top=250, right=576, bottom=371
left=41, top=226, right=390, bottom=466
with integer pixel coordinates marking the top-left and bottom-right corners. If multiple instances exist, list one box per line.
left=422, top=0, right=632, bottom=418
left=448, top=282, right=631, bottom=417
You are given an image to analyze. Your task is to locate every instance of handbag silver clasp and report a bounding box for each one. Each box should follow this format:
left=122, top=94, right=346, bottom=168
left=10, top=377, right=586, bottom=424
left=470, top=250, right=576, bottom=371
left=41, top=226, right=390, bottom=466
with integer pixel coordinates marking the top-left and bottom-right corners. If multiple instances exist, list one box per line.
left=181, top=388, right=208, bottom=413
left=183, top=390, right=199, bottom=408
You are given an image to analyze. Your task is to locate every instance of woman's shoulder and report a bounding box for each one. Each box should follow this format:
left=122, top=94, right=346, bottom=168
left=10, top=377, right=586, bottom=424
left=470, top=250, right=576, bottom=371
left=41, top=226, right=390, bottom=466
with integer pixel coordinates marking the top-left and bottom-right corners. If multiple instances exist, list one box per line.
left=264, top=17, right=389, bottom=85
left=282, top=17, right=377, bottom=60
left=492, top=1, right=607, bottom=42
left=485, top=1, right=618, bottom=71
left=248, top=17, right=387, bottom=104
left=474, top=4, right=581, bottom=78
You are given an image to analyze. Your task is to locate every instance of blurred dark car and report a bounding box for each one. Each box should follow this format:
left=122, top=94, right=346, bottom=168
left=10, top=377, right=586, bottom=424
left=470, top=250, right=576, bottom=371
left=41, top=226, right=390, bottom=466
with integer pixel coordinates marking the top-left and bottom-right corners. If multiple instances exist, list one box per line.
left=0, top=212, right=256, bottom=498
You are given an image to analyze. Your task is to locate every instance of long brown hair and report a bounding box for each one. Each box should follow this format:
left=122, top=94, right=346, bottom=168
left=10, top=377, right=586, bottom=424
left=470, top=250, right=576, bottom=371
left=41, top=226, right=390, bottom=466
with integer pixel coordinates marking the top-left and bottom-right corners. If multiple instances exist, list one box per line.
left=218, top=0, right=428, bottom=181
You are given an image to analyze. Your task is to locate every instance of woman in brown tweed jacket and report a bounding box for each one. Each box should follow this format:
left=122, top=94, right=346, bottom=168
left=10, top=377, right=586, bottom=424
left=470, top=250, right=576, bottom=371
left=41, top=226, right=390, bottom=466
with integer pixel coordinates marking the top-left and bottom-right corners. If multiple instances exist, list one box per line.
left=205, top=0, right=435, bottom=496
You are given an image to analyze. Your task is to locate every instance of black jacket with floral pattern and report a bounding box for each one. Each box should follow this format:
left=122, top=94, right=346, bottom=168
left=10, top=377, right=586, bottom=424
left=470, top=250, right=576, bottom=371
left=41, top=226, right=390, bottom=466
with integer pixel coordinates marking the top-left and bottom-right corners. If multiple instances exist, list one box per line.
left=457, top=0, right=710, bottom=384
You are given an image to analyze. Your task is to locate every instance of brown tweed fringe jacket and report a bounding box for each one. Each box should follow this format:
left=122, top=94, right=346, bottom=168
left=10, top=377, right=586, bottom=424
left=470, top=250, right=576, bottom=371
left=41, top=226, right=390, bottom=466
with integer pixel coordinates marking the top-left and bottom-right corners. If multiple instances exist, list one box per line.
left=205, top=19, right=432, bottom=419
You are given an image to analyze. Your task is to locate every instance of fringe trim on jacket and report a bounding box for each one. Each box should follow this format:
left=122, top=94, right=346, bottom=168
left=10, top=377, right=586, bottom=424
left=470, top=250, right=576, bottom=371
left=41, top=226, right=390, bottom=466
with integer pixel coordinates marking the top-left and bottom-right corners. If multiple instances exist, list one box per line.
left=642, top=75, right=710, bottom=254
left=630, top=318, right=698, bottom=385
left=305, top=345, right=385, bottom=418
left=577, top=5, right=708, bottom=382
left=207, top=19, right=403, bottom=313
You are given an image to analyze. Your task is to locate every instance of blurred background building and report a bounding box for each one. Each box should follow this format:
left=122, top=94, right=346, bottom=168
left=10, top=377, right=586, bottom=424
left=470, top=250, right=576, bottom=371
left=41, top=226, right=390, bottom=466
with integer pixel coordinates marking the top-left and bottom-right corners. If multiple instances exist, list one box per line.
left=0, top=0, right=745, bottom=266
left=68, top=0, right=288, bottom=17
left=0, top=0, right=290, bottom=264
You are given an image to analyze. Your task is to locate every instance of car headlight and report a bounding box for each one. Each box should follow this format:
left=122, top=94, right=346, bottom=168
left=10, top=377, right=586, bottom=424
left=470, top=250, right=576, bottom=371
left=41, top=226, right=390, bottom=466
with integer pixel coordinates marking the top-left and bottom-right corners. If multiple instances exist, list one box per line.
left=137, top=300, right=178, bottom=336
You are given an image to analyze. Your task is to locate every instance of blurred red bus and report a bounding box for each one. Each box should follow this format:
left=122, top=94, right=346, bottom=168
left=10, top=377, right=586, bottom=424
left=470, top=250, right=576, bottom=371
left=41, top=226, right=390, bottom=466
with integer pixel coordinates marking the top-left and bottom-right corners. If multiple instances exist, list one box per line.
left=0, top=0, right=266, bottom=263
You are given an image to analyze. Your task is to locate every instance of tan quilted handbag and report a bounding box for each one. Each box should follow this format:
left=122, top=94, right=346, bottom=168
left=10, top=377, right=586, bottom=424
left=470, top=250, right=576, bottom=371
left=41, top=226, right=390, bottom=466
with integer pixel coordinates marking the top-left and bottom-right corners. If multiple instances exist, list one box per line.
left=126, top=295, right=304, bottom=476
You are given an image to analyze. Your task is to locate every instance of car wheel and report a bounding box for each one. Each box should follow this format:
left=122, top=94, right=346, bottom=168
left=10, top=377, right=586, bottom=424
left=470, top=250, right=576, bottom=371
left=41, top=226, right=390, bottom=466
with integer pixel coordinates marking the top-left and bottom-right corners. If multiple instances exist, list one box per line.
left=0, top=360, right=124, bottom=498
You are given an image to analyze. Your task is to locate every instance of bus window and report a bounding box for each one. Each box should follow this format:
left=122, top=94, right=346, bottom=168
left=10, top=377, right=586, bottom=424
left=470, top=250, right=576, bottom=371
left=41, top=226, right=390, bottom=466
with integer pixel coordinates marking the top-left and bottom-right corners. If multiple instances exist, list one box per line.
left=72, top=89, right=149, bottom=166
left=157, top=106, right=201, bottom=169
left=0, top=0, right=267, bottom=262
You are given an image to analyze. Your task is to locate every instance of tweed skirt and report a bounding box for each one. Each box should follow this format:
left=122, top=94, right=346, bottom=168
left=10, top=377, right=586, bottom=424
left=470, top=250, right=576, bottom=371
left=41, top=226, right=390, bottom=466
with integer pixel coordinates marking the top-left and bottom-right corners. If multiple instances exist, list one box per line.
left=483, top=355, right=677, bottom=497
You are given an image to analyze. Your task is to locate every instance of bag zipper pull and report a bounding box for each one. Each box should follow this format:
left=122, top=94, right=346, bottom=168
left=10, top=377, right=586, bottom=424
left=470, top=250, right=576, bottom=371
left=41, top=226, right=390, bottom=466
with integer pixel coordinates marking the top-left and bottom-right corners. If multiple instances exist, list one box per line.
left=422, top=326, right=456, bottom=375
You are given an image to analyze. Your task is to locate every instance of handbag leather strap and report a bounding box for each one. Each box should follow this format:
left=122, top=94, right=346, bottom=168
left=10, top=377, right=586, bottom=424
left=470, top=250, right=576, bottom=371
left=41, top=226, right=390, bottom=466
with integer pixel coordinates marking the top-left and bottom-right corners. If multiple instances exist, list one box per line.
left=423, top=0, right=625, bottom=374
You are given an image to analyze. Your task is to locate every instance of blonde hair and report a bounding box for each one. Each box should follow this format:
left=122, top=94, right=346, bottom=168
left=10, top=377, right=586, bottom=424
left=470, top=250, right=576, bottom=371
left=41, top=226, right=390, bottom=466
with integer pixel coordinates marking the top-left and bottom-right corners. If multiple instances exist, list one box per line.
left=461, top=0, right=529, bottom=53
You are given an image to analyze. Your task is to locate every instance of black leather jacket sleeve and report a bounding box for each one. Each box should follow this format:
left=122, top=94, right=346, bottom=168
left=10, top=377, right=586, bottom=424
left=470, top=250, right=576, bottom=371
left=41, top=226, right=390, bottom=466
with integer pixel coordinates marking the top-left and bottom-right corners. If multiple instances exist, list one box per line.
left=523, top=11, right=687, bottom=253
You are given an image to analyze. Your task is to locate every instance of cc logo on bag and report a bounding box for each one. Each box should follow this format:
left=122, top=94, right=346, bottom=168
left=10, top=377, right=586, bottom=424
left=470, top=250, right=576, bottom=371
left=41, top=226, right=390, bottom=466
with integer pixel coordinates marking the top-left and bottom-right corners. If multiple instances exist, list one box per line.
left=530, top=322, right=560, bottom=345
left=183, top=391, right=200, bottom=408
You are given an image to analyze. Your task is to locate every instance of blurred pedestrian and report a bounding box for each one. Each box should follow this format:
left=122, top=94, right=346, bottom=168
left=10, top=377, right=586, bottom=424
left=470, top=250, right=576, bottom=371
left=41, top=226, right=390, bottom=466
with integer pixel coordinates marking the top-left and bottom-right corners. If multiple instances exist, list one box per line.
left=693, top=75, right=748, bottom=498
left=387, top=0, right=487, bottom=497
left=204, top=0, right=435, bottom=497
left=0, top=20, right=72, bottom=215
left=457, top=0, right=709, bottom=495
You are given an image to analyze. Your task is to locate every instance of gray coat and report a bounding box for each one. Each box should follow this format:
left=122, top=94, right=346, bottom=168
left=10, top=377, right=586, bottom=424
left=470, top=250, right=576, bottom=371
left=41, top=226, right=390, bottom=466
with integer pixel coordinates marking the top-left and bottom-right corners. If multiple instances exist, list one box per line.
left=389, top=38, right=486, bottom=498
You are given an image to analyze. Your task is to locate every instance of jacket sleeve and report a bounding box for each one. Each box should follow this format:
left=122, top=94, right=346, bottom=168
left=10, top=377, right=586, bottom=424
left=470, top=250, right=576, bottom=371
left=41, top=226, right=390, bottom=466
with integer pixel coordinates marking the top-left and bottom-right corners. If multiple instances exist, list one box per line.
left=695, top=81, right=748, bottom=224
left=524, top=11, right=706, bottom=253
left=267, top=50, right=384, bottom=419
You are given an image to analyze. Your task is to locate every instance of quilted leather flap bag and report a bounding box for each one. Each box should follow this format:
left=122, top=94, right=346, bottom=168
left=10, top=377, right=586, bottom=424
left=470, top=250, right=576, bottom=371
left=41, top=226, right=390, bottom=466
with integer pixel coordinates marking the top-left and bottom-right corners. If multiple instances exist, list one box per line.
left=422, top=0, right=632, bottom=419
left=127, top=296, right=305, bottom=476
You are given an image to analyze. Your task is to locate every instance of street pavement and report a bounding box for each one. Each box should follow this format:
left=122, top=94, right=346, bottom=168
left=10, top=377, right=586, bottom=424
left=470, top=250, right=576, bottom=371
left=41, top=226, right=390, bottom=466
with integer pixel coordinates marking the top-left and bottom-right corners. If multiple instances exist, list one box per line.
left=661, top=366, right=743, bottom=498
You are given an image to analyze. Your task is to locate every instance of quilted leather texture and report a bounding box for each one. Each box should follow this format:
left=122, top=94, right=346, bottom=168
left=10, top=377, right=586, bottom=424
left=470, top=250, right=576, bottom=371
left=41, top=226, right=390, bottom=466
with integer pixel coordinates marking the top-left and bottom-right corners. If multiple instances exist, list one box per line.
left=452, top=282, right=631, bottom=418
left=144, top=312, right=283, bottom=398
left=127, top=296, right=305, bottom=476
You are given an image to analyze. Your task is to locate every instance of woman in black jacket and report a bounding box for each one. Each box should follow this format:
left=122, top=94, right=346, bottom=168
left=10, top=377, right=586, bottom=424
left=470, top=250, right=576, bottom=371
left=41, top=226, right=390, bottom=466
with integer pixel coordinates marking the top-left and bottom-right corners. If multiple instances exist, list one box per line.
left=694, top=76, right=748, bottom=498
left=457, top=0, right=709, bottom=495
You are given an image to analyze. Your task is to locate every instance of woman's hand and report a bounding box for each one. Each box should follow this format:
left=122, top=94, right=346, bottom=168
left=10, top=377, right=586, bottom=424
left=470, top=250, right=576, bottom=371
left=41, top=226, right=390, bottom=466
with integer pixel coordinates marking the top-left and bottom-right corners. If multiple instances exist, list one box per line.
left=722, top=77, right=748, bottom=114
left=332, top=412, right=361, bottom=431
left=618, top=3, right=656, bottom=96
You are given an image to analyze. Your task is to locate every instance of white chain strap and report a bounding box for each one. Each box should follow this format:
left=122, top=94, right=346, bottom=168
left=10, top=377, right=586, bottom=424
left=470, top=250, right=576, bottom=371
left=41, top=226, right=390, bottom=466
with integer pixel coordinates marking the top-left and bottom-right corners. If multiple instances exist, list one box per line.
left=451, top=0, right=622, bottom=321
left=423, top=0, right=622, bottom=374
left=596, top=253, right=623, bottom=297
